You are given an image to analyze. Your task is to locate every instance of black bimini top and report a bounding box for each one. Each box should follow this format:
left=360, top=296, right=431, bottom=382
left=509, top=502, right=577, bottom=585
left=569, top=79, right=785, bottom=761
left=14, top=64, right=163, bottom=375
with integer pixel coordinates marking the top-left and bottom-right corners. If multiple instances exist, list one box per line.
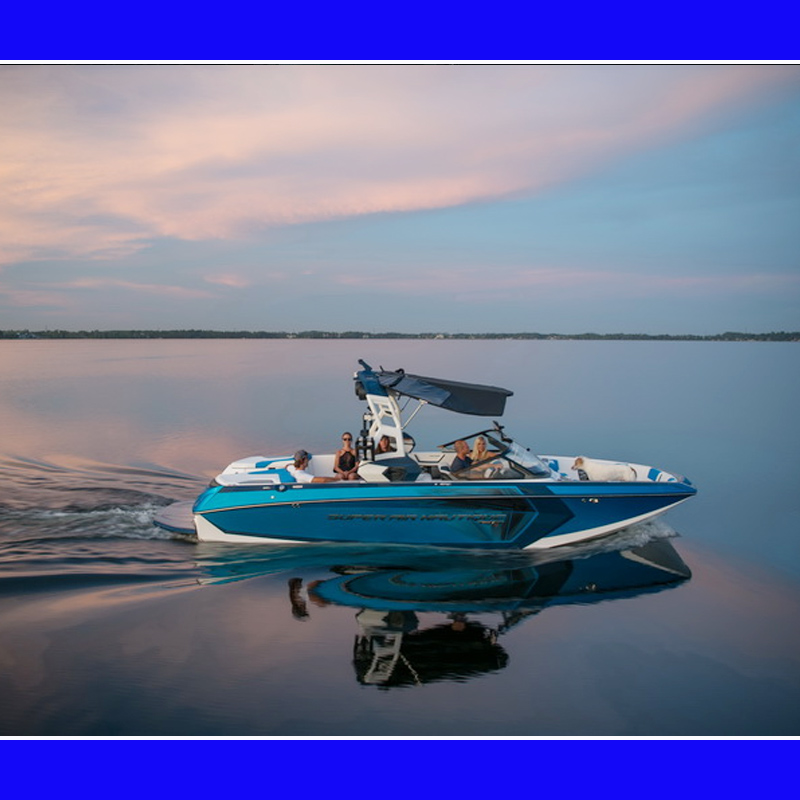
left=374, top=367, right=514, bottom=416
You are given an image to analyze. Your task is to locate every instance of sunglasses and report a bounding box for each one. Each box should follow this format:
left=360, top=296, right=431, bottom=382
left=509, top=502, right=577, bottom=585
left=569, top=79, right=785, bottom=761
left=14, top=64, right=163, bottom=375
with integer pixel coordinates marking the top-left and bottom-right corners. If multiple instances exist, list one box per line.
left=342, top=436, right=352, bottom=441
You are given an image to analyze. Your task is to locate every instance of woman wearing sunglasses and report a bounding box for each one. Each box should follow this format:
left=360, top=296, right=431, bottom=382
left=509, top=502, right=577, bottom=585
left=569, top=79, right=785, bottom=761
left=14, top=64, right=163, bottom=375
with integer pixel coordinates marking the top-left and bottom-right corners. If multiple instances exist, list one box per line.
left=334, top=432, right=360, bottom=480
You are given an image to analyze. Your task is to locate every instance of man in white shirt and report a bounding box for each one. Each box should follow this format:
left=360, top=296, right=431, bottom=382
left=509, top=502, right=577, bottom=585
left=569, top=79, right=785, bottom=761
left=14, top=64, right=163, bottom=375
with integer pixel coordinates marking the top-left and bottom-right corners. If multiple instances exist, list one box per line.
left=288, top=450, right=338, bottom=483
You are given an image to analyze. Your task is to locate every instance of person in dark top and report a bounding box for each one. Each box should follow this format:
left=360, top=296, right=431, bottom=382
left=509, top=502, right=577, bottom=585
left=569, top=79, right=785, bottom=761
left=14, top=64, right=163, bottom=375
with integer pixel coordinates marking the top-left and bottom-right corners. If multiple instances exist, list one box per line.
left=451, top=439, right=473, bottom=473
left=334, top=432, right=360, bottom=480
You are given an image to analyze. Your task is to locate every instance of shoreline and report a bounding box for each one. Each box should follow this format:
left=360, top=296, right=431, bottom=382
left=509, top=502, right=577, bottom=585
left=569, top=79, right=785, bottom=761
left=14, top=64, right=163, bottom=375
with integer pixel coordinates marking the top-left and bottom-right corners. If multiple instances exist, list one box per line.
left=3, top=330, right=799, bottom=342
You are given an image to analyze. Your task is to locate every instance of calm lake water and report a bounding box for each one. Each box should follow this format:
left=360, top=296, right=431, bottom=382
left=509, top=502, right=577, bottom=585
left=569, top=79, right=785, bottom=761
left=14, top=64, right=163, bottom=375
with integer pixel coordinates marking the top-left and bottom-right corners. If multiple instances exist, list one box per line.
left=1, top=339, right=799, bottom=737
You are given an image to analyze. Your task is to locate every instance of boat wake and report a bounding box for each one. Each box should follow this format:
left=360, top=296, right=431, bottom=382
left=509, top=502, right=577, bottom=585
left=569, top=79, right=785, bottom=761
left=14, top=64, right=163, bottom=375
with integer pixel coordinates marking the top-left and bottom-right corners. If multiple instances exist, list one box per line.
left=0, top=455, right=210, bottom=598
left=0, top=501, right=182, bottom=542
left=0, top=454, right=207, bottom=544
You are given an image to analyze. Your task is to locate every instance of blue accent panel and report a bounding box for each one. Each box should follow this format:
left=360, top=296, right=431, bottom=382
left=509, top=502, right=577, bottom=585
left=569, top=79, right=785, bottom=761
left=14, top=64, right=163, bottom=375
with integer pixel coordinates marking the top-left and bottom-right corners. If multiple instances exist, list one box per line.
left=255, top=458, right=292, bottom=469
left=193, top=485, right=219, bottom=513
left=648, top=468, right=662, bottom=481
left=243, top=468, right=294, bottom=482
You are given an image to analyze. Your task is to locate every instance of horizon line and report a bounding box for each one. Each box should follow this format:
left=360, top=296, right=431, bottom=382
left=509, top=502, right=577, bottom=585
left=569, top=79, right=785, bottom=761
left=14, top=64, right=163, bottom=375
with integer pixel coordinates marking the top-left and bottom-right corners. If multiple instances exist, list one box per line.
left=3, top=329, right=799, bottom=342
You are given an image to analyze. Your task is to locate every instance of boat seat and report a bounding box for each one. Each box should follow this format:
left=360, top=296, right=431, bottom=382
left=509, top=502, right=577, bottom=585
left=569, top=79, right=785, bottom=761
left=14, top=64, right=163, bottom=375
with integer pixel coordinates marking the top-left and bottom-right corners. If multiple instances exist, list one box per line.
left=357, top=456, right=422, bottom=483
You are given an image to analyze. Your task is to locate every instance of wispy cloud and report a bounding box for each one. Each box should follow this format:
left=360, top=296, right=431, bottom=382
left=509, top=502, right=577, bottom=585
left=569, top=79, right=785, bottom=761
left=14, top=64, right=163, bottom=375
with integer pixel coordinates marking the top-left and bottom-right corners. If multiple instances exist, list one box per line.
left=2, top=64, right=798, bottom=264
left=60, top=278, right=214, bottom=299
left=335, top=266, right=800, bottom=299
left=0, top=283, right=75, bottom=309
left=203, top=273, right=252, bottom=288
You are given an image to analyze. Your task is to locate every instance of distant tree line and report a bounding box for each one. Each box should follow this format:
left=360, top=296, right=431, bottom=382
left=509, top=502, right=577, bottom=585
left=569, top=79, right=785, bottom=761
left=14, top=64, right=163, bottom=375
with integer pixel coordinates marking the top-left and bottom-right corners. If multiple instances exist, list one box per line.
left=2, top=329, right=799, bottom=341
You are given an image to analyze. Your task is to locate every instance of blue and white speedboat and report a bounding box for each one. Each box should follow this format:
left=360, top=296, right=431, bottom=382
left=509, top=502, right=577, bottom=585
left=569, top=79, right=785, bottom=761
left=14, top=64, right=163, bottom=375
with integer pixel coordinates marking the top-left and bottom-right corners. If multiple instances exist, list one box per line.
left=157, top=360, right=696, bottom=549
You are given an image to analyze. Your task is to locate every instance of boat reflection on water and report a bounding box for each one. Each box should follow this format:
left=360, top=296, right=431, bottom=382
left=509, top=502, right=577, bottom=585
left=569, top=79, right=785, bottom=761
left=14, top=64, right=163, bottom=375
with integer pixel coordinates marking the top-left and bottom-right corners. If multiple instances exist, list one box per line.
left=350, top=609, right=508, bottom=687
left=195, top=523, right=691, bottom=688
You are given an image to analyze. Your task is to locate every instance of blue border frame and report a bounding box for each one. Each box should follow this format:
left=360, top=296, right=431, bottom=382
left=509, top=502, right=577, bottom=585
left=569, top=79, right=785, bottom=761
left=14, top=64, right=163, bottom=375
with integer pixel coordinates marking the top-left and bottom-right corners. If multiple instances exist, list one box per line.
left=4, top=739, right=797, bottom=793
left=2, top=3, right=797, bottom=61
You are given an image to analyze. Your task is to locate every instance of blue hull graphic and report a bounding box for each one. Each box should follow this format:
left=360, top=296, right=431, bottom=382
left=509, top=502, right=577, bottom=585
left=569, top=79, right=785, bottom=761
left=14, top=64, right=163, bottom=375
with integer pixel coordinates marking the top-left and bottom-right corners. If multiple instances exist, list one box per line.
left=193, top=480, right=694, bottom=549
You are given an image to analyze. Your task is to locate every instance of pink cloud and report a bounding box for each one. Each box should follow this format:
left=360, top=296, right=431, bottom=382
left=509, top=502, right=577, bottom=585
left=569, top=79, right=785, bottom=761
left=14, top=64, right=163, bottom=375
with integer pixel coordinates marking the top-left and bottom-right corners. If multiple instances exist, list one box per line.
left=1, top=64, right=798, bottom=264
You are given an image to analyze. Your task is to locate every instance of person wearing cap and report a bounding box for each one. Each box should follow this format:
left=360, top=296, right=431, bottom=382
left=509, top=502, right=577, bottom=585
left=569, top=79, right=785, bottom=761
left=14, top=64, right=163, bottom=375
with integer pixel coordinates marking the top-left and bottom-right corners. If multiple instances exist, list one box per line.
left=288, top=450, right=338, bottom=483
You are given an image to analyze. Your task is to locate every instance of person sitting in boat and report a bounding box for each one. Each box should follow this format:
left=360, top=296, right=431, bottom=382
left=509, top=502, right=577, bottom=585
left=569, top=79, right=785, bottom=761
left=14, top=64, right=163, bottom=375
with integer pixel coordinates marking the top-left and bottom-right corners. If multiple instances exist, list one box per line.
left=450, top=440, right=473, bottom=473
left=375, top=435, right=395, bottom=455
left=289, top=450, right=339, bottom=483
left=470, top=436, right=496, bottom=464
left=334, top=432, right=360, bottom=481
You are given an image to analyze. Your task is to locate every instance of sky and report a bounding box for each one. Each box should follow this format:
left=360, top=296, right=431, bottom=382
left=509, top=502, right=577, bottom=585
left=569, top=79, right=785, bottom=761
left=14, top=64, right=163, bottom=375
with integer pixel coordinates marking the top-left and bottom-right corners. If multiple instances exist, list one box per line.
left=1, top=63, right=799, bottom=335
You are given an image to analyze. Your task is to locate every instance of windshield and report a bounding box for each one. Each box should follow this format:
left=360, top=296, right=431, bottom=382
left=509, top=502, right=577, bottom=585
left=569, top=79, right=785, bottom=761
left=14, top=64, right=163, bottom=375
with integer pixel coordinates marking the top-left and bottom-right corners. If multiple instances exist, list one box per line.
left=483, top=434, right=553, bottom=478
left=501, top=440, right=552, bottom=477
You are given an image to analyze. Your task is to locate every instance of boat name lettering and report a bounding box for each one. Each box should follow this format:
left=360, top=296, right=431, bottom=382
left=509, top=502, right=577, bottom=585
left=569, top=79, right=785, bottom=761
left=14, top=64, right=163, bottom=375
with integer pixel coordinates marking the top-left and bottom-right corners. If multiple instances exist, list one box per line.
left=327, top=512, right=503, bottom=526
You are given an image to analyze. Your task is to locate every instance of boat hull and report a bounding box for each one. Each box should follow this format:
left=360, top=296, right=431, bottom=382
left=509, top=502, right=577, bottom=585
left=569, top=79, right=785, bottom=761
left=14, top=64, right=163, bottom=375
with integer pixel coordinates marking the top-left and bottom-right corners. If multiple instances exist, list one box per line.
left=191, top=479, right=695, bottom=549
